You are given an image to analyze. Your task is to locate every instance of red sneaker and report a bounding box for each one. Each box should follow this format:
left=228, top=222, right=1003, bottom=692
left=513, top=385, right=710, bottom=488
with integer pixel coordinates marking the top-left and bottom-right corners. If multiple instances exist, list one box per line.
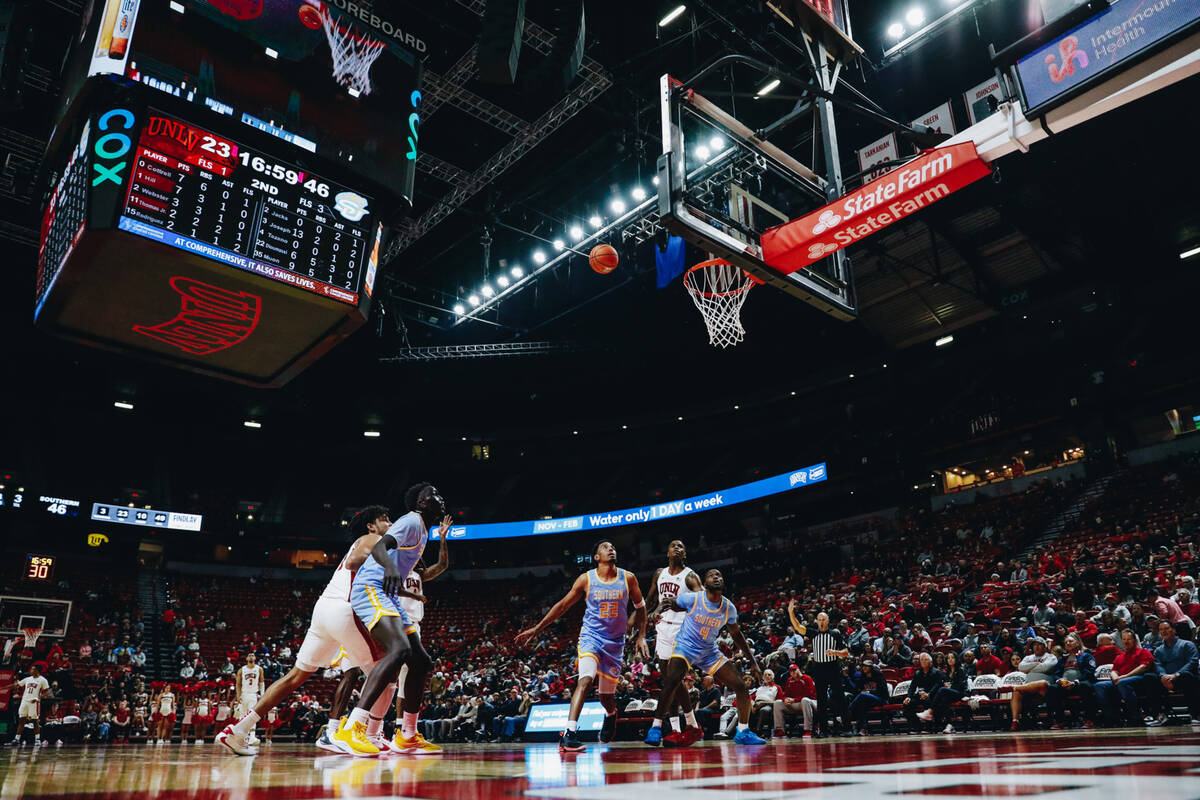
left=661, top=730, right=687, bottom=748
left=773, top=728, right=785, bottom=739
left=679, top=726, right=704, bottom=746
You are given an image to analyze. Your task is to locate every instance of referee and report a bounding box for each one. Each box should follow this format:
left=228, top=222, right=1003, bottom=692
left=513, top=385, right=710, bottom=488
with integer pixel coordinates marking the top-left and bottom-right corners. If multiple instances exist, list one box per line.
left=788, top=601, right=849, bottom=737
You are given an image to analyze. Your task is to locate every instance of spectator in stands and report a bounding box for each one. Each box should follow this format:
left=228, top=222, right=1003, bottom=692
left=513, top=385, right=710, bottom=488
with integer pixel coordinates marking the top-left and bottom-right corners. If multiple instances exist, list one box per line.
left=1153, top=619, right=1199, bottom=725
left=1046, top=633, right=1097, bottom=729
left=975, top=643, right=1004, bottom=677
left=947, top=612, right=969, bottom=641
left=961, top=624, right=983, bottom=655
left=1094, top=629, right=1160, bottom=727
left=903, top=653, right=945, bottom=733
left=772, top=662, right=816, bottom=738
left=1093, top=633, right=1121, bottom=666
left=1145, top=586, right=1194, bottom=641
left=1178, top=590, right=1200, bottom=624
left=491, top=688, right=527, bottom=742
left=910, top=623, right=933, bottom=650
left=1008, top=637, right=1059, bottom=730
left=1142, top=616, right=1165, bottom=651
left=775, top=628, right=805, bottom=663
left=1071, top=611, right=1099, bottom=646
left=1014, top=618, right=1038, bottom=648
left=751, top=669, right=783, bottom=734
left=883, top=636, right=912, bottom=668
left=847, top=621, right=871, bottom=656
left=921, top=650, right=968, bottom=734
left=1093, top=594, right=1131, bottom=624
left=1010, top=562, right=1029, bottom=583
left=694, top=674, right=723, bottom=737
left=847, top=659, right=887, bottom=736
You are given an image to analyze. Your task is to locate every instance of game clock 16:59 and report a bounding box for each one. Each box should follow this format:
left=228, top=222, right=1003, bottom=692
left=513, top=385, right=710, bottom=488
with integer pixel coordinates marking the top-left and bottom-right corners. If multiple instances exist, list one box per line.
left=25, top=554, right=55, bottom=582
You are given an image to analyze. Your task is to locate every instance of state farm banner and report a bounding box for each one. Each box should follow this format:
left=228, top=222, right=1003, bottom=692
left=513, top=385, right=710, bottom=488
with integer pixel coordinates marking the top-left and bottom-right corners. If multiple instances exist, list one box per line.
left=760, top=143, right=991, bottom=274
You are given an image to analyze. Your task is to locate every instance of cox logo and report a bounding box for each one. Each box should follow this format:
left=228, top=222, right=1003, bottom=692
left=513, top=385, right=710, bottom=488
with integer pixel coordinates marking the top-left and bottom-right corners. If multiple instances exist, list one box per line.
left=92, top=108, right=135, bottom=187
left=789, top=471, right=809, bottom=486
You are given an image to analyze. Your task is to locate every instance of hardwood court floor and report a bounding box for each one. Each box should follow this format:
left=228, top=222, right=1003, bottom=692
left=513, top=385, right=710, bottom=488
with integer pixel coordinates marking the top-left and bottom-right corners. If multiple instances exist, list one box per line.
left=3, top=728, right=1199, bottom=800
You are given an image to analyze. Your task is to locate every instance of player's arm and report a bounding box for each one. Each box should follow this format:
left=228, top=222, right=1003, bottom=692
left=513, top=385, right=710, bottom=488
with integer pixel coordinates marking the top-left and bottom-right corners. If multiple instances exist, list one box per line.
left=727, top=623, right=761, bottom=681
left=422, top=516, right=453, bottom=582
left=643, top=568, right=662, bottom=621
left=368, top=533, right=405, bottom=596
left=515, top=573, right=588, bottom=647
left=627, top=572, right=649, bottom=659
left=786, top=598, right=807, bottom=636
left=684, top=571, right=703, bottom=592
left=342, top=533, right=383, bottom=571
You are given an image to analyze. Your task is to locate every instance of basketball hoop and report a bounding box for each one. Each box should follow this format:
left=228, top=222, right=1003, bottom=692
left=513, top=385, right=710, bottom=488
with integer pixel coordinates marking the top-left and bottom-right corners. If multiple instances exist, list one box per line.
left=683, top=259, right=756, bottom=348
left=21, top=627, right=42, bottom=649
left=318, top=5, right=386, bottom=96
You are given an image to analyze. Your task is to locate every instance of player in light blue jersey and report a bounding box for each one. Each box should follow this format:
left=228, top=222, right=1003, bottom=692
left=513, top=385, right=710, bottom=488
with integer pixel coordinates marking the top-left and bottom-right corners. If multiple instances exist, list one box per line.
left=336, top=482, right=450, bottom=757
left=516, top=540, right=648, bottom=752
left=651, top=568, right=763, bottom=746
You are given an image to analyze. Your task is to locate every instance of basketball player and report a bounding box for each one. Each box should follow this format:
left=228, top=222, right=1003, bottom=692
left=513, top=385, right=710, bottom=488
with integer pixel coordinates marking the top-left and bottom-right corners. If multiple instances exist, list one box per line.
left=217, top=504, right=399, bottom=756
left=515, top=540, right=649, bottom=753
left=396, top=541, right=450, bottom=713
left=336, top=483, right=447, bottom=757
left=4, top=664, right=49, bottom=745
left=234, top=653, right=264, bottom=731
left=642, top=540, right=702, bottom=746
left=648, top=568, right=765, bottom=746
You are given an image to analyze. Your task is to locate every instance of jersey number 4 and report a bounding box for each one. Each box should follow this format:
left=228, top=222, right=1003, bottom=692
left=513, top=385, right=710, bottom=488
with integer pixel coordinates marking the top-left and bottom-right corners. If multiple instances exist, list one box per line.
left=598, top=601, right=620, bottom=618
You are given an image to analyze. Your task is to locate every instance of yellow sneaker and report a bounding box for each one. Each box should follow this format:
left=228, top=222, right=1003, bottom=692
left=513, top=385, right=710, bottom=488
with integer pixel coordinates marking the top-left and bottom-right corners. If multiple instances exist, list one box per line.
left=394, top=731, right=443, bottom=756
left=333, top=718, right=380, bottom=757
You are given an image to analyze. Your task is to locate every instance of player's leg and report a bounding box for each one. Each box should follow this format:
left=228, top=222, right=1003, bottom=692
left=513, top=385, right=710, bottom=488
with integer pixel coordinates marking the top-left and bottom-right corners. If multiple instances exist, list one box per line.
left=646, top=656, right=688, bottom=746
left=713, top=661, right=765, bottom=745
left=395, top=632, right=440, bottom=753
left=560, top=650, right=598, bottom=753
left=336, top=614, right=410, bottom=755
left=595, top=642, right=622, bottom=744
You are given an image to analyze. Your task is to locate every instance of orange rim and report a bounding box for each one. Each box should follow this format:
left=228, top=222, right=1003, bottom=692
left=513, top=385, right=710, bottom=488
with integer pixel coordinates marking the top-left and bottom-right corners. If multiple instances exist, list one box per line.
left=683, top=259, right=758, bottom=298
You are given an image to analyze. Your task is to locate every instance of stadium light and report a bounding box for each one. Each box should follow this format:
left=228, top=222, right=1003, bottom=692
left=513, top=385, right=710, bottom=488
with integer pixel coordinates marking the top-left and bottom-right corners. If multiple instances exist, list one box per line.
left=755, top=78, right=781, bottom=97
left=169, top=0, right=185, bottom=11
left=905, top=6, right=926, bottom=26
left=610, top=198, right=626, bottom=214
left=114, top=401, right=134, bottom=410
left=694, top=145, right=711, bottom=160
left=468, top=294, right=481, bottom=307
left=363, top=430, right=381, bottom=438
left=553, top=238, right=565, bottom=251
left=497, top=276, right=510, bottom=288
left=658, top=5, right=686, bottom=26
left=589, top=215, right=603, bottom=228
left=453, top=303, right=465, bottom=315
left=265, top=47, right=279, bottom=59
left=243, top=420, right=261, bottom=429
left=887, top=22, right=905, bottom=39
left=935, top=334, right=954, bottom=347
left=511, top=265, right=524, bottom=278
left=1180, top=245, right=1200, bottom=259
left=652, top=175, right=660, bottom=186
left=710, top=135, right=725, bottom=151
left=631, top=186, right=647, bottom=201
left=569, top=225, right=584, bottom=241
left=532, top=250, right=546, bottom=264
left=481, top=284, right=495, bottom=298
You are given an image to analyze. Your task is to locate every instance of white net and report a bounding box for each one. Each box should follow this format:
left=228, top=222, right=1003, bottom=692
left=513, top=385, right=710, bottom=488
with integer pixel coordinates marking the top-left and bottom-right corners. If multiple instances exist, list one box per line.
left=22, top=628, right=42, bottom=648
left=320, top=7, right=386, bottom=96
left=683, top=260, right=755, bottom=348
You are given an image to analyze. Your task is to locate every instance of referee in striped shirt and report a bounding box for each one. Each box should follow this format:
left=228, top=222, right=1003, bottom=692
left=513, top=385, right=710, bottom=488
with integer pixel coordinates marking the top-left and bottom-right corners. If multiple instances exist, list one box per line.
left=789, top=601, right=850, bottom=737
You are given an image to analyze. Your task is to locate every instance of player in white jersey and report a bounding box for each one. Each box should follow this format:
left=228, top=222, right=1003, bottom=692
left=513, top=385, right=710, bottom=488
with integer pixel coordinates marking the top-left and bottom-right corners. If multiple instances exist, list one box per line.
left=217, top=504, right=394, bottom=756
left=642, top=540, right=702, bottom=746
left=5, top=664, right=50, bottom=745
left=234, top=654, right=264, bottom=719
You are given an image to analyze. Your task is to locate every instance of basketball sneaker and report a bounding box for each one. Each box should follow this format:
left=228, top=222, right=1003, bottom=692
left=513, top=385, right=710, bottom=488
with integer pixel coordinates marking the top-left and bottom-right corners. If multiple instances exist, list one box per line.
left=369, top=733, right=398, bottom=754
left=732, top=728, right=766, bottom=746
left=394, top=732, right=443, bottom=756
left=677, top=726, right=704, bottom=746
left=315, top=729, right=342, bottom=754
left=558, top=730, right=585, bottom=753
left=600, top=711, right=617, bottom=743
left=333, top=718, right=380, bottom=757
left=215, top=725, right=258, bottom=756
left=644, top=725, right=663, bottom=746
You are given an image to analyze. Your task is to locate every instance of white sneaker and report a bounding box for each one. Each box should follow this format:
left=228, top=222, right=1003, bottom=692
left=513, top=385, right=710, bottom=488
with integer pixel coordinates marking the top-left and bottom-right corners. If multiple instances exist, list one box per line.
left=917, top=709, right=933, bottom=722
left=195, top=739, right=203, bottom=745
left=942, top=724, right=955, bottom=734
left=713, top=731, right=729, bottom=739
left=368, top=734, right=395, bottom=754
left=216, top=725, right=258, bottom=757
left=247, top=733, right=260, bottom=747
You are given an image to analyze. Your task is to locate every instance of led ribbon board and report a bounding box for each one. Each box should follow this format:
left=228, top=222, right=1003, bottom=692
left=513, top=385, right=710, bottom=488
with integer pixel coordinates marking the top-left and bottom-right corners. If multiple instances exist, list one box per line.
left=91, top=502, right=203, bottom=531
left=431, top=463, right=827, bottom=541
left=1015, top=0, right=1200, bottom=116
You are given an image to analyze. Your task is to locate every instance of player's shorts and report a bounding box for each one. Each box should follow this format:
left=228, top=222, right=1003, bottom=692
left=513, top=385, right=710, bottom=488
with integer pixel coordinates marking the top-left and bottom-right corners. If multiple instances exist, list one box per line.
left=671, top=643, right=728, bottom=676
left=349, top=581, right=418, bottom=634
left=656, top=619, right=683, bottom=661
left=576, top=632, right=623, bottom=694
left=296, top=595, right=381, bottom=673
left=18, top=700, right=39, bottom=718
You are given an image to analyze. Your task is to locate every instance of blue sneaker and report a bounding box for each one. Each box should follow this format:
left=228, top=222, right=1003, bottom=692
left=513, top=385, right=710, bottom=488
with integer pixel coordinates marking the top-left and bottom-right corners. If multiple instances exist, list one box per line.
left=733, top=728, right=766, bottom=746
left=644, top=725, right=663, bottom=746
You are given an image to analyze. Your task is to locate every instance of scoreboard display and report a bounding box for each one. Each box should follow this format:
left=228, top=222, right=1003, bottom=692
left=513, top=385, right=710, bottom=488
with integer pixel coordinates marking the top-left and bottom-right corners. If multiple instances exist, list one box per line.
left=120, top=111, right=374, bottom=306
left=24, top=555, right=56, bottom=583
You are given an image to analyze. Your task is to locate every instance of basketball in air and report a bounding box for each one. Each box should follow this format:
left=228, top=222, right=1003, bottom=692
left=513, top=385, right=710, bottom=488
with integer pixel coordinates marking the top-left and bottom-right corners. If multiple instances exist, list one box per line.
left=589, top=244, right=619, bottom=274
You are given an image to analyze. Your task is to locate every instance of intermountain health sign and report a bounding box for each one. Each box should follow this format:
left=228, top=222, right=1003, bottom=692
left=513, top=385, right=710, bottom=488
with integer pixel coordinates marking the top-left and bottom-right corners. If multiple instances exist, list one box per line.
left=760, top=142, right=991, bottom=273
